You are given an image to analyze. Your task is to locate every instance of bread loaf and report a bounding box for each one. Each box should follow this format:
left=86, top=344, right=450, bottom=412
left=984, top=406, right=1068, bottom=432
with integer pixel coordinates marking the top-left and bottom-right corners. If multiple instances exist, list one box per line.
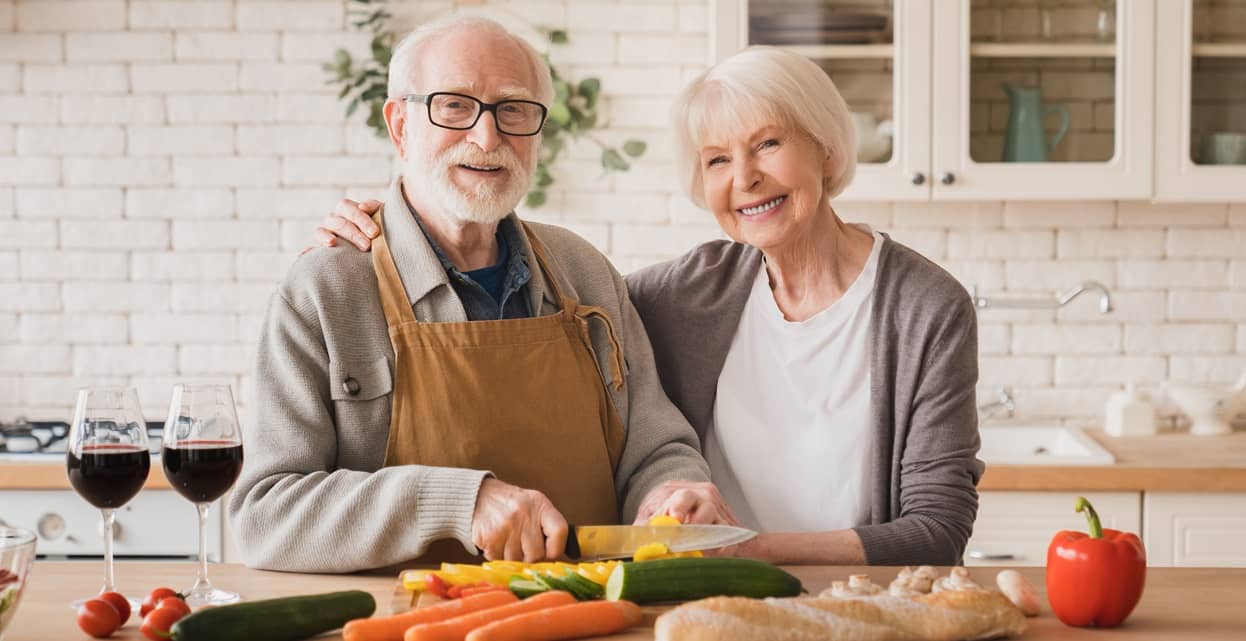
left=655, top=585, right=1027, bottom=641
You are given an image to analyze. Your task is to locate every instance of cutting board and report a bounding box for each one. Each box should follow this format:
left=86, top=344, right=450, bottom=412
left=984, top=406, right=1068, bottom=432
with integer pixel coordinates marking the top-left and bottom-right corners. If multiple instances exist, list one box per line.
left=391, top=579, right=675, bottom=625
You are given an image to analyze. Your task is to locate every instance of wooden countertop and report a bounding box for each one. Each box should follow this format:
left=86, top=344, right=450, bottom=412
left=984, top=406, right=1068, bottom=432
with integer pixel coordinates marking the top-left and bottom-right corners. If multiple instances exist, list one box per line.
left=0, top=457, right=171, bottom=490
left=4, top=429, right=1245, bottom=493
left=5, top=562, right=1244, bottom=640
left=980, top=429, right=1246, bottom=491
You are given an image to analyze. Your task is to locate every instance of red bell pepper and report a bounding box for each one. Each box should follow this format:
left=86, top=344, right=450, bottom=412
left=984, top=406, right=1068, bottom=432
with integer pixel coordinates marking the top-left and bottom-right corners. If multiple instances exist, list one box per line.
left=1046, top=496, right=1146, bottom=627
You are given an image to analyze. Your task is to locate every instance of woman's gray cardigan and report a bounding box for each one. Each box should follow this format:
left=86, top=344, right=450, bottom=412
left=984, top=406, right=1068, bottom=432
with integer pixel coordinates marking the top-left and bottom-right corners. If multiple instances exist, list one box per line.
left=625, top=235, right=985, bottom=566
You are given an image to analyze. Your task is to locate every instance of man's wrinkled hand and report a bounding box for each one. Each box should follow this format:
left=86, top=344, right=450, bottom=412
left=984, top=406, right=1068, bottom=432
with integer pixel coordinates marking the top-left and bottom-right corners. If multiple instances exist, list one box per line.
left=633, top=480, right=741, bottom=526
left=471, top=477, right=569, bottom=562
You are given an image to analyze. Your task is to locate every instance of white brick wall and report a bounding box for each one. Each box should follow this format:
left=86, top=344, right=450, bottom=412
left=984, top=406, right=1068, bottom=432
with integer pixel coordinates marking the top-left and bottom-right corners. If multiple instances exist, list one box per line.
left=0, top=0, right=1242, bottom=428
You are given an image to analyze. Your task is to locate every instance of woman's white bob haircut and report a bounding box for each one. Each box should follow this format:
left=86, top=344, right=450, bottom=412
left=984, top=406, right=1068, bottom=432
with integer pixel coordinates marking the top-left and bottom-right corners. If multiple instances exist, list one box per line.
left=672, top=46, right=857, bottom=209
left=387, top=14, right=554, bottom=105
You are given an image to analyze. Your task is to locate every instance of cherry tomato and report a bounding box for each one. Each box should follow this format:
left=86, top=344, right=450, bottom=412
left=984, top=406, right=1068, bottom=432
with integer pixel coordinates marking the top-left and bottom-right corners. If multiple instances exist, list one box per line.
left=77, top=598, right=121, bottom=638
left=140, top=587, right=179, bottom=617
left=96, top=591, right=131, bottom=626
left=155, top=596, right=191, bottom=618
left=140, top=606, right=185, bottom=641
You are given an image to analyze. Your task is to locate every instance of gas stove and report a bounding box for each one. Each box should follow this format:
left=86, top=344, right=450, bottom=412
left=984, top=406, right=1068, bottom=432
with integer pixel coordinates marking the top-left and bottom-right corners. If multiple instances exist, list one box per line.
left=0, top=418, right=164, bottom=458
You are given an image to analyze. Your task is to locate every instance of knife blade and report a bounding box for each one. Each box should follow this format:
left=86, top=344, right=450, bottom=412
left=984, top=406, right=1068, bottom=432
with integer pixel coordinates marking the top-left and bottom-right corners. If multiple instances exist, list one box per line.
left=564, top=524, right=757, bottom=561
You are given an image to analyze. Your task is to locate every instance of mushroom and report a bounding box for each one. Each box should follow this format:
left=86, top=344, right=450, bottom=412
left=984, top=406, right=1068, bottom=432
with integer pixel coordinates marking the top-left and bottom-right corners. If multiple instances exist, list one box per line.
left=995, top=569, right=1041, bottom=617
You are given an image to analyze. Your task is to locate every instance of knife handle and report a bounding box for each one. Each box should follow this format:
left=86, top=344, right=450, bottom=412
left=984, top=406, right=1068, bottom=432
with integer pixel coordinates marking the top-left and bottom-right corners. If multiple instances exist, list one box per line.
left=564, top=524, right=580, bottom=560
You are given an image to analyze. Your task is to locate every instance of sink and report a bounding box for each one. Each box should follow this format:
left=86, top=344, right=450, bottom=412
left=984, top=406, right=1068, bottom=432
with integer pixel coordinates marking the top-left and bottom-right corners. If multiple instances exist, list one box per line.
left=978, top=425, right=1115, bottom=466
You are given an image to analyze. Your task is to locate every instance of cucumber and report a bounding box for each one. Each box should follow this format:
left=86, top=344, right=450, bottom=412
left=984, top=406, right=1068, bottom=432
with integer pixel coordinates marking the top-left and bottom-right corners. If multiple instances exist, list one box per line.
left=508, top=577, right=550, bottom=599
left=533, top=573, right=574, bottom=593
left=604, top=558, right=804, bottom=604
left=170, top=590, right=375, bottom=641
left=559, top=572, right=606, bottom=601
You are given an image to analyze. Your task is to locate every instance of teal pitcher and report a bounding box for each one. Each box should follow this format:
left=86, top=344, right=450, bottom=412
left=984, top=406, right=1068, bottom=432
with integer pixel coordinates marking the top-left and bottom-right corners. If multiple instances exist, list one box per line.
left=1001, top=83, right=1069, bottom=162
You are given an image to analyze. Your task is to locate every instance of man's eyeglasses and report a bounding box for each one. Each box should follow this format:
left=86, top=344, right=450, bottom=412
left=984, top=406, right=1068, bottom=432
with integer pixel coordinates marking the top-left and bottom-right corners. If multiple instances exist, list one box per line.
left=402, top=92, right=548, bottom=136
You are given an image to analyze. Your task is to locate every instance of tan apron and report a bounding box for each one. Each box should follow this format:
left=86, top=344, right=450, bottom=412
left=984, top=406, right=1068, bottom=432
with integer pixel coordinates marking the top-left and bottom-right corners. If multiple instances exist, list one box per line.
left=371, top=211, right=627, bottom=563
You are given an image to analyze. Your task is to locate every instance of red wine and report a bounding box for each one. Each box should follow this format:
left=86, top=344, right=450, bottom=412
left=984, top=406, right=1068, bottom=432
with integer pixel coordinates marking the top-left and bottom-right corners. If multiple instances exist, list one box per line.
left=66, top=445, right=151, bottom=508
left=162, top=441, right=243, bottom=503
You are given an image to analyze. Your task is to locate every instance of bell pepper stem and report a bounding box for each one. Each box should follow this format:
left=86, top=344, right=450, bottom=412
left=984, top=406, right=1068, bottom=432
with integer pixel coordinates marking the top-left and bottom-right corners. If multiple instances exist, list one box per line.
left=1074, top=496, right=1103, bottom=539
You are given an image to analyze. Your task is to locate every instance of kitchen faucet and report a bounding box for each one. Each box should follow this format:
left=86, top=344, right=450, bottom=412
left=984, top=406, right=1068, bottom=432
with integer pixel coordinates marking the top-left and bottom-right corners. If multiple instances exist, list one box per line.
left=971, top=280, right=1113, bottom=313
left=978, top=387, right=1015, bottom=422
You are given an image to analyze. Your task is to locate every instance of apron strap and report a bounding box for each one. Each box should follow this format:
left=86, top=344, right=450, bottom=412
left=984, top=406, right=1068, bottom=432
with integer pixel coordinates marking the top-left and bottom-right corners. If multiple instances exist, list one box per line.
left=369, top=210, right=418, bottom=325
left=518, top=222, right=626, bottom=393
left=576, top=305, right=626, bottom=393
left=520, top=221, right=570, bottom=304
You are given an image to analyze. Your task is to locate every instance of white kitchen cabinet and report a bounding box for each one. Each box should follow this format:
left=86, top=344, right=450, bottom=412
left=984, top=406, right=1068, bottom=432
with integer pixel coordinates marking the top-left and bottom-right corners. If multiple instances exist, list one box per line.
left=1144, top=492, right=1246, bottom=568
left=965, top=491, right=1141, bottom=567
left=0, top=488, right=224, bottom=561
left=712, top=0, right=1158, bottom=201
left=1154, top=1, right=1246, bottom=202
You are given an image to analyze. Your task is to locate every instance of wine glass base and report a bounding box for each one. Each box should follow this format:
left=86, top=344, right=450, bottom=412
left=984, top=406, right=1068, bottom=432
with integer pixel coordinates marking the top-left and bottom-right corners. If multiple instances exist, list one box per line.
left=183, top=585, right=241, bottom=607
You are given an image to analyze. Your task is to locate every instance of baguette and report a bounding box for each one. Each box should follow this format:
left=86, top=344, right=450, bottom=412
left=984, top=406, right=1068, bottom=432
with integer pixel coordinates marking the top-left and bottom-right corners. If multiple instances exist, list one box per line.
left=655, top=586, right=1027, bottom=641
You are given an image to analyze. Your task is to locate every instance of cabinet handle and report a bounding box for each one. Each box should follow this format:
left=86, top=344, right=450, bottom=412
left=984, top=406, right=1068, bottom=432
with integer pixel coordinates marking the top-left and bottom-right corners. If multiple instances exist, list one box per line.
left=941, top=172, right=956, bottom=185
left=912, top=172, right=926, bottom=185
left=967, top=550, right=1017, bottom=561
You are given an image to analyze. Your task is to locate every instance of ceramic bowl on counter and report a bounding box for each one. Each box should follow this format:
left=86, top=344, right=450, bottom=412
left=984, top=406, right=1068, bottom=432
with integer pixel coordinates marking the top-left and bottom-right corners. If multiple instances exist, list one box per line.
left=0, top=527, right=36, bottom=641
left=1165, top=381, right=1246, bottom=436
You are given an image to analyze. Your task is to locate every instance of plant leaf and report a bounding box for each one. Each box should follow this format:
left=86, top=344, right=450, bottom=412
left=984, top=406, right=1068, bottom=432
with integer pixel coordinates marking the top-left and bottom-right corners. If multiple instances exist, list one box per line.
left=346, top=98, right=360, bottom=117
left=548, top=101, right=571, bottom=127
left=578, top=77, right=600, bottom=100
left=622, top=140, right=647, bottom=157
left=525, top=189, right=548, bottom=208
left=553, top=79, right=571, bottom=103
left=601, top=148, right=629, bottom=172
left=548, top=30, right=568, bottom=45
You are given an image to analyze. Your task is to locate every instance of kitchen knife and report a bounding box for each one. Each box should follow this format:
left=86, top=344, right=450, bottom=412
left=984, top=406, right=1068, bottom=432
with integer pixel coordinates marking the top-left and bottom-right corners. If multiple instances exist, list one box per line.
left=563, top=524, right=757, bottom=561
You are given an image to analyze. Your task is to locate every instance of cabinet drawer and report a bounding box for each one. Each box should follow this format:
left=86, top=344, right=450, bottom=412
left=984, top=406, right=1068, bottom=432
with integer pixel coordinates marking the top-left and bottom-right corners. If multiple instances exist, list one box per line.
left=1144, top=493, right=1246, bottom=568
left=966, top=491, right=1141, bottom=567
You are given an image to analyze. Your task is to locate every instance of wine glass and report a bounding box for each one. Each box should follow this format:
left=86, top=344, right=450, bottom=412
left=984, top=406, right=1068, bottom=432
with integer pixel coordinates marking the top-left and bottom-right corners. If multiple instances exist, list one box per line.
left=162, top=384, right=244, bottom=607
left=67, top=387, right=151, bottom=608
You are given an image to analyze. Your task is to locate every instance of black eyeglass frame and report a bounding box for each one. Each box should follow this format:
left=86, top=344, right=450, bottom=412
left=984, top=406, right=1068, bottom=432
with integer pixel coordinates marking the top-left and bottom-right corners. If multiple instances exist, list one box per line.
left=401, top=92, right=548, bottom=136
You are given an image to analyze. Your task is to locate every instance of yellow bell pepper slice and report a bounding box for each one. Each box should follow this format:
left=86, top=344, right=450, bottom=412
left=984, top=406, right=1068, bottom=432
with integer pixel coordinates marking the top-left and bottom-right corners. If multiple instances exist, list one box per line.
left=648, top=514, right=683, bottom=526
left=632, top=542, right=671, bottom=562
left=401, top=569, right=434, bottom=592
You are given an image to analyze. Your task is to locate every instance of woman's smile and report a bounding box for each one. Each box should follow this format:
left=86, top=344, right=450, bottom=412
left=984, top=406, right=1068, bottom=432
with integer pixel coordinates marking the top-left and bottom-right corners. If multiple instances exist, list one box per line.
left=737, top=194, right=787, bottom=221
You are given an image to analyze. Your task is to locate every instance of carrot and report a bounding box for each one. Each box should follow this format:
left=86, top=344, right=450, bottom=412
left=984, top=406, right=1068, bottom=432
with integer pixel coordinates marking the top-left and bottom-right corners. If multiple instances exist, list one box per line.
left=459, top=586, right=509, bottom=598
left=343, top=590, right=518, bottom=641
left=404, top=590, right=577, bottom=641
left=464, top=600, right=642, bottom=641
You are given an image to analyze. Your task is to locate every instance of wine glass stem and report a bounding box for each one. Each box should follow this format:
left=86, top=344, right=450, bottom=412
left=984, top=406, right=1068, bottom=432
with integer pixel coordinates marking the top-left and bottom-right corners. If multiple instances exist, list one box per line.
left=101, top=508, right=116, bottom=593
left=193, top=502, right=211, bottom=591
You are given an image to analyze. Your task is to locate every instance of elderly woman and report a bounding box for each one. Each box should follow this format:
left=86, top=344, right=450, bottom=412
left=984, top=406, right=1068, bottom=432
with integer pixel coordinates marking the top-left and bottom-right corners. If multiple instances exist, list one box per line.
left=316, top=46, right=983, bottom=566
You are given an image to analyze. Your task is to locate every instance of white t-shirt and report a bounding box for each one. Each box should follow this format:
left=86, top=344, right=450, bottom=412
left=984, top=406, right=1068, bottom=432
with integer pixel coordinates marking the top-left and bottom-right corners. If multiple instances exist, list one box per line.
left=703, top=227, right=883, bottom=532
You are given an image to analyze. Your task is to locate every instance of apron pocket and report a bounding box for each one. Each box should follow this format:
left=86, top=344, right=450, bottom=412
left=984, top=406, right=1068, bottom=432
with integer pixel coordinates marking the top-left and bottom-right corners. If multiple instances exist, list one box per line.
left=329, top=356, right=394, bottom=401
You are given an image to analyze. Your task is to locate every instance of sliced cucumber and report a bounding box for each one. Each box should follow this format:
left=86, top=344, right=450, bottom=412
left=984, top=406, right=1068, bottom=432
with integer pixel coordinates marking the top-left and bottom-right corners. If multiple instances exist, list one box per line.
left=560, top=571, right=606, bottom=600
left=508, top=577, right=550, bottom=599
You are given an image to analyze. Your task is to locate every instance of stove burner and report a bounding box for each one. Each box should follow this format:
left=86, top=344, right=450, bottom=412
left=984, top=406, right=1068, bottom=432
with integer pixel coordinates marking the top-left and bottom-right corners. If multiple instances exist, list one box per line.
left=0, top=419, right=164, bottom=454
left=0, top=419, right=70, bottom=454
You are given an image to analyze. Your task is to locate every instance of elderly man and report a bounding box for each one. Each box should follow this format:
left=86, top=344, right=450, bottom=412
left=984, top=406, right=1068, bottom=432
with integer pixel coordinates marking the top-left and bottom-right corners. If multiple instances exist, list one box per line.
left=228, top=15, right=729, bottom=573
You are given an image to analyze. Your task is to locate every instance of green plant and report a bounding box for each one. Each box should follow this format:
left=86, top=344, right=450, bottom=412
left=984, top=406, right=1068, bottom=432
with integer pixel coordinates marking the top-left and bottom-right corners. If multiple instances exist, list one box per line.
left=324, top=0, right=646, bottom=208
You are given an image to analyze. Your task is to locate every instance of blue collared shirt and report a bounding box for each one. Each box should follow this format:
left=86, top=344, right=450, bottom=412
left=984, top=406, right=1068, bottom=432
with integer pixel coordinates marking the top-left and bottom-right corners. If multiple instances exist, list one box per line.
left=410, top=212, right=533, bottom=321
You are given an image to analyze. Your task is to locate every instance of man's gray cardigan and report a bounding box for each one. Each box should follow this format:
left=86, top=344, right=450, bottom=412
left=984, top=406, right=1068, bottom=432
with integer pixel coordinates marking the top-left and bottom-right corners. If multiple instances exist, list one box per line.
left=626, top=235, right=985, bottom=566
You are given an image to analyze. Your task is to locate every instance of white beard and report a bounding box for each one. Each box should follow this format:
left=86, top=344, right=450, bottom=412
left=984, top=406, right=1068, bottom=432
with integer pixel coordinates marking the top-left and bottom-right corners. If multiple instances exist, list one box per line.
left=402, top=138, right=536, bottom=225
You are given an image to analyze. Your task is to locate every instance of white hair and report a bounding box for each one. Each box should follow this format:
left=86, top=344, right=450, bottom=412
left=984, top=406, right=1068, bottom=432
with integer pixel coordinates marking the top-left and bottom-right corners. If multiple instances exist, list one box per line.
left=672, top=46, right=858, bottom=208
left=387, top=15, right=554, bottom=105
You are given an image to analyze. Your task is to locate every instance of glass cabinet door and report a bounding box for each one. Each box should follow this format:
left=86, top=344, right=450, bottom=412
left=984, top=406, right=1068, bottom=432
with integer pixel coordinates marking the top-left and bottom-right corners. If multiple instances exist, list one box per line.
left=1155, top=0, right=1246, bottom=201
left=932, top=0, right=1154, bottom=200
left=710, top=0, right=932, bottom=200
